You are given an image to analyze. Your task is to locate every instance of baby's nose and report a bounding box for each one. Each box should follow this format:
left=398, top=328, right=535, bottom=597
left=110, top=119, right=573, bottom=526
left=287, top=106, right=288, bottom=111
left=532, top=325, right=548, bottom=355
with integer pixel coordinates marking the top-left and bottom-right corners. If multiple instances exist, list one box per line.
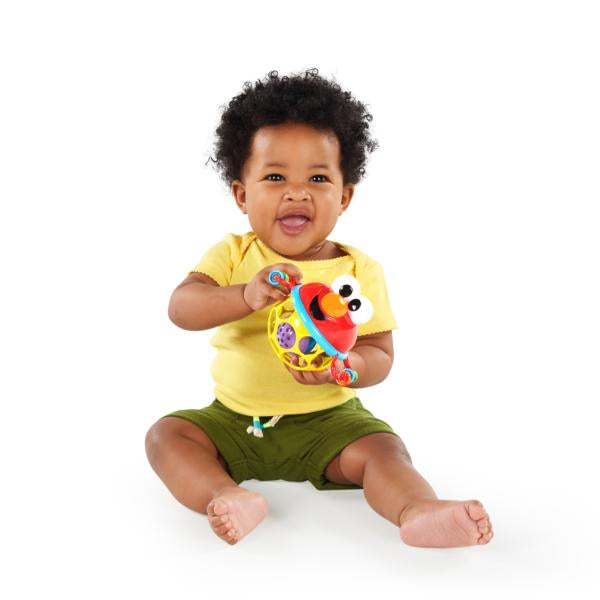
left=283, top=186, right=310, bottom=201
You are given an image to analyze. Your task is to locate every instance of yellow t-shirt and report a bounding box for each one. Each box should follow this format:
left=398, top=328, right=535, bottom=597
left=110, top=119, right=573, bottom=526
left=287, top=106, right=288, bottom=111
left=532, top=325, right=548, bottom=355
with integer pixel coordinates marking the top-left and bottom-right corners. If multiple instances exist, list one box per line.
left=188, top=231, right=398, bottom=417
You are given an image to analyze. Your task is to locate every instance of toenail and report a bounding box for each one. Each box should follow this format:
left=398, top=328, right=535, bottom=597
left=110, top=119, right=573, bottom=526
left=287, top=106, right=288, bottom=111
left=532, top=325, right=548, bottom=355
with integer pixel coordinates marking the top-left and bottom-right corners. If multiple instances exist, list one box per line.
left=221, top=516, right=228, bottom=522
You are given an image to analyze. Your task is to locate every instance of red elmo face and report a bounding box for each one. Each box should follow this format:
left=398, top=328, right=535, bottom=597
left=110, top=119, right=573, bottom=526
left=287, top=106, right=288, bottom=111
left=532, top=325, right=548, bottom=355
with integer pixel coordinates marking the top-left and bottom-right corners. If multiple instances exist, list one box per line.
left=298, top=282, right=357, bottom=353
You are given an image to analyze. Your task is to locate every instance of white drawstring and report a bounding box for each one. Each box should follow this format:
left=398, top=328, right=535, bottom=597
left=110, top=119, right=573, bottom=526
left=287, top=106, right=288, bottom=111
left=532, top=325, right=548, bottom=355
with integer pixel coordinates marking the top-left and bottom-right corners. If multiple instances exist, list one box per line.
left=246, top=415, right=284, bottom=437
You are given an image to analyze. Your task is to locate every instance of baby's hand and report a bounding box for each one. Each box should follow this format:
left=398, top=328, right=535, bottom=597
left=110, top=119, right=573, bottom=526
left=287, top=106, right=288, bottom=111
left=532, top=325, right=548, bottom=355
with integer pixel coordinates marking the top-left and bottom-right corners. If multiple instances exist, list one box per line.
left=284, top=354, right=337, bottom=385
left=243, top=263, right=303, bottom=311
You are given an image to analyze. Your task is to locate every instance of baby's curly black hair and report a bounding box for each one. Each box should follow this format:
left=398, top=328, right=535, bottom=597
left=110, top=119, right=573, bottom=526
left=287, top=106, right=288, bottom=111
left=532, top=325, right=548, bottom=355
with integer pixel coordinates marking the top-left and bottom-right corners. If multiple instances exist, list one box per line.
left=207, top=68, right=379, bottom=188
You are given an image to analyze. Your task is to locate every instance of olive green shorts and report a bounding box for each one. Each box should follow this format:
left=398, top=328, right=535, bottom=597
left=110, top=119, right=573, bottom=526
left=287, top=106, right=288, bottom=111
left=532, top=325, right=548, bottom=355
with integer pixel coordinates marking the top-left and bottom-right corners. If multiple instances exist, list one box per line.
left=162, top=396, right=399, bottom=491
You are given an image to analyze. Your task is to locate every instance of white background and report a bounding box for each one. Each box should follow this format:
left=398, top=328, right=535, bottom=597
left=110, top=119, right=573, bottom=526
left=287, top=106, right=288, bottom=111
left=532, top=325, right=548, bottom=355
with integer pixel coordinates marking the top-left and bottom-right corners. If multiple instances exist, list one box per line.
left=1, top=1, right=599, bottom=598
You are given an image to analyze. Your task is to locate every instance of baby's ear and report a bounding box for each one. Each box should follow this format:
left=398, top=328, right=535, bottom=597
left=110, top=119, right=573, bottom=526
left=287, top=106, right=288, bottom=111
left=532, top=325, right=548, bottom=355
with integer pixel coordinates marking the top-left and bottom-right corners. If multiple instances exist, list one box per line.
left=340, top=184, right=354, bottom=213
left=231, top=179, right=247, bottom=213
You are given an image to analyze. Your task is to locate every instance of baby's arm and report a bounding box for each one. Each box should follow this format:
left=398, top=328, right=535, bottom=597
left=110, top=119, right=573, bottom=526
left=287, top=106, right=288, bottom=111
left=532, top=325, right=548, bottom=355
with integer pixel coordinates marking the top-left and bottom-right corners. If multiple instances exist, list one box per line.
left=345, top=331, right=394, bottom=388
left=168, top=263, right=302, bottom=331
left=168, top=272, right=251, bottom=330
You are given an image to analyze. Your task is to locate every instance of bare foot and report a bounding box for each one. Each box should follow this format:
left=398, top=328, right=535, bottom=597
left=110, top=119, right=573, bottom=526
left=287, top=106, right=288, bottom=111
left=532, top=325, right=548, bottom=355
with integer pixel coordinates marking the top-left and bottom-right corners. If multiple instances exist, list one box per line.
left=398, top=499, right=494, bottom=548
left=206, top=486, right=268, bottom=545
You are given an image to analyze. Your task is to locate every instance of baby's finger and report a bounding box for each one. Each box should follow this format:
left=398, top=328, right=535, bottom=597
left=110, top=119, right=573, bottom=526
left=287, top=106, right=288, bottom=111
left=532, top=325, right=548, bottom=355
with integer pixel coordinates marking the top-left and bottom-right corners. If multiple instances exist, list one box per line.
left=273, top=263, right=303, bottom=283
left=305, top=372, right=326, bottom=385
left=304, top=371, right=322, bottom=384
left=285, top=363, right=314, bottom=385
left=305, top=367, right=332, bottom=384
left=264, top=272, right=295, bottom=294
left=269, top=287, right=289, bottom=302
left=259, top=276, right=287, bottom=295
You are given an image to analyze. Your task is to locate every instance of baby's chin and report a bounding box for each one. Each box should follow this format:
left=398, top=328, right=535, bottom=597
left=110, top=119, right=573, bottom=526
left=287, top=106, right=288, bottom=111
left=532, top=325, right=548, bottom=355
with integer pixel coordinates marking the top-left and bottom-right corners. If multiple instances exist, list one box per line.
left=260, top=229, right=322, bottom=259
left=271, top=239, right=317, bottom=260
left=252, top=219, right=338, bottom=260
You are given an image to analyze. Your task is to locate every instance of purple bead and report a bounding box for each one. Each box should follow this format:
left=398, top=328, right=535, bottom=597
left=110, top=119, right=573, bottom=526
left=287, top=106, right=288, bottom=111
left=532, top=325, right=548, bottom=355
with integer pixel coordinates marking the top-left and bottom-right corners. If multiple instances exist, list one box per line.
left=276, top=323, right=296, bottom=349
left=298, top=336, right=317, bottom=353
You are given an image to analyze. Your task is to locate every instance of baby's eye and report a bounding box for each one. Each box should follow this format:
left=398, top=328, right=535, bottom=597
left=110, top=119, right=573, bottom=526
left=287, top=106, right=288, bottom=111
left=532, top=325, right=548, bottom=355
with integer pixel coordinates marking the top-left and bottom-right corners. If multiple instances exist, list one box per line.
left=265, top=174, right=329, bottom=183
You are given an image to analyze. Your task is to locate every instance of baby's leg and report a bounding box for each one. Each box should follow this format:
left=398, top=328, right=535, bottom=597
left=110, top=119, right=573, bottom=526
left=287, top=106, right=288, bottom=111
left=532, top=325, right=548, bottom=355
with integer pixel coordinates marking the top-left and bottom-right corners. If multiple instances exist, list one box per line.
left=327, top=433, right=493, bottom=547
left=145, top=416, right=267, bottom=545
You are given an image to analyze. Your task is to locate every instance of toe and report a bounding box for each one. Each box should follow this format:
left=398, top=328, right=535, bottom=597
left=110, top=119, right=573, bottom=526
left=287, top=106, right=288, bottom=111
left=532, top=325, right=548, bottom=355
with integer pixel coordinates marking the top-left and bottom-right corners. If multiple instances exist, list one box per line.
left=478, top=530, right=494, bottom=544
left=465, top=500, right=487, bottom=522
left=208, top=515, right=224, bottom=528
left=210, top=500, right=228, bottom=516
left=477, top=517, right=490, bottom=533
left=214, top=523, right=230, bottom=535
left=209, top=514, right=236, bottom=537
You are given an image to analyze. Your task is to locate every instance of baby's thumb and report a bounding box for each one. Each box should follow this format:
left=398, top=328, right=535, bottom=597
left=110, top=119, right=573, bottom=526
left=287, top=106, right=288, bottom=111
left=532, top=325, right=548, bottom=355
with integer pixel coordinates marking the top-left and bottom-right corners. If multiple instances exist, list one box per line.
left=277, top=264, right=303, bottom=283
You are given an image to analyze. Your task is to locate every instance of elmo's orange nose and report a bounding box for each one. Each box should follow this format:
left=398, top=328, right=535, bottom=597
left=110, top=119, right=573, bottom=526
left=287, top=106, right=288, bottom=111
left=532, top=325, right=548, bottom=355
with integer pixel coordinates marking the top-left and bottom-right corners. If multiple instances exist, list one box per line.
left=321, top=293, right=348, bottom=318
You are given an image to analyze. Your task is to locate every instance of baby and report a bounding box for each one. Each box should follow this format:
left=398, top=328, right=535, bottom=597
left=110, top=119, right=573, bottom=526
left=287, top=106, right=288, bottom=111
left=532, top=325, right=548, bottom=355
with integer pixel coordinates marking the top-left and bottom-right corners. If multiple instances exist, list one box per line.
left=145, top=68, right=493, bottom=548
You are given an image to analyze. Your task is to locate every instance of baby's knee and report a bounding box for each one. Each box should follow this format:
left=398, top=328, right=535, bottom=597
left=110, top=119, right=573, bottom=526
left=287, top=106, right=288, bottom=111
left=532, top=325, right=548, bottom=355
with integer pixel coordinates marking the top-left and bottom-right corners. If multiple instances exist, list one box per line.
left=145, top=416, right=221, bottom=465
left=144, top=417, right=178, bottom=464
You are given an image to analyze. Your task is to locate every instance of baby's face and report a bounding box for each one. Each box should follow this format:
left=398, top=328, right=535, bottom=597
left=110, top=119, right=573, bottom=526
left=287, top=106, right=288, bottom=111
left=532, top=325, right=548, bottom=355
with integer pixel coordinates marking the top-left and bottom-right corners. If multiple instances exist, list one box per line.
left=231, top=122, right=354, bottom=260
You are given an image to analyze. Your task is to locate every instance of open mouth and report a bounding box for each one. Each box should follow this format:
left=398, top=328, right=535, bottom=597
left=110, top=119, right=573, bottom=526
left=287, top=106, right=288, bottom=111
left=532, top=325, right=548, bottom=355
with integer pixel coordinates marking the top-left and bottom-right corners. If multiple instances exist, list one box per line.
left=278, top=215, right=310, bottom=235
left=279, top=215, right=310, bottom=226
left=309, top=295, right=325, bottom=320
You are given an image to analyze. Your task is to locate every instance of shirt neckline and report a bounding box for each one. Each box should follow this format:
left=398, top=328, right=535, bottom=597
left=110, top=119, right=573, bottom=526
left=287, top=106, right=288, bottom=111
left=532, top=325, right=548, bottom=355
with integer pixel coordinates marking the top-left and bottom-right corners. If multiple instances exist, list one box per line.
left=252, top=233, right=353, bottom=267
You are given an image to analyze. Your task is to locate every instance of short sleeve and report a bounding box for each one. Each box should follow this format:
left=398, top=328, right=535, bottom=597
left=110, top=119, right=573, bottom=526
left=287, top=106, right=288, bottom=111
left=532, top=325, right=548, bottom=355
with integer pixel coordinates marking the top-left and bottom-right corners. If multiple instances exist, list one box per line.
left=188, top=234, right=240, bottom=287
left=355, top=258, right=398, bottom=337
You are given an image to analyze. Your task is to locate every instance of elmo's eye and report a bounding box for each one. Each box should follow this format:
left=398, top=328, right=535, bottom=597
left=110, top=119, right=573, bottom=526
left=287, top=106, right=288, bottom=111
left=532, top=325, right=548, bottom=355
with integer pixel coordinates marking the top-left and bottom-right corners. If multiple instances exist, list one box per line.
left=340, top=284, right=353, bottom=298
left=348, top=299, right=361, bottom=311
left=347, top=295, right=373, bottom=325
left=331, top=275, right=361, bottom=299
left=330, top=275, right=372, bottom=325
